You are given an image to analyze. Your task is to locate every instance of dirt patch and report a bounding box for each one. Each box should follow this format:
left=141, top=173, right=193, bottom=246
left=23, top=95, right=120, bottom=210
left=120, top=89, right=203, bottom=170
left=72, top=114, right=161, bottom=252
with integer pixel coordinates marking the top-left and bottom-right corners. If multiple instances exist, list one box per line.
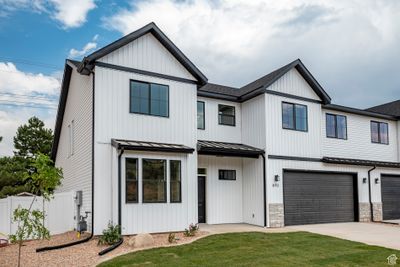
left=0, top=231, right=208, bottom=267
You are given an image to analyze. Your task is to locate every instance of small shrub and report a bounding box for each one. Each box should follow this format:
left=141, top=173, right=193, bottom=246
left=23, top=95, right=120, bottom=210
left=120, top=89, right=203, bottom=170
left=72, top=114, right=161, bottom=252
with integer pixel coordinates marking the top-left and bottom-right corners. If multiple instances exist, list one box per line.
left=168, top=233, right=176, bottom=243
left=98, top=223, right=121, bottom=245
left=184, top=223, right=199, bottom=237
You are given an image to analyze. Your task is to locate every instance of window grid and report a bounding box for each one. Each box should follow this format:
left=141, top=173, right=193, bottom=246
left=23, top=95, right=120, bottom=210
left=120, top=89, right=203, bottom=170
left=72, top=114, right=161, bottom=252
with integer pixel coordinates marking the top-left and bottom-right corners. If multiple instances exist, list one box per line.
left=218, top=104, right=236, bottom=126
left=130, top=80, right=169, bottom=117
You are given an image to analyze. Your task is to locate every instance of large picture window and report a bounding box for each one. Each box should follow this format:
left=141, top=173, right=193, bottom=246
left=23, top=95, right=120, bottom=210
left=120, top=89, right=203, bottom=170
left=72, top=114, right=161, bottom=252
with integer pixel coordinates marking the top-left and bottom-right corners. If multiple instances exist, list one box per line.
left=371, top=121, right=389, bottom=144
left=142, top=159, right=167, bottom=203
left=125, top=158, right=138, bottom=203
left=130, top=80, right=169, bottom=117
left=282, top=102, right=308, bottom=131
left=326, top=114, right=347, bottom=139
left=218, top=104, right=235, bottom=126
left=197, top=101, right=205, bottom=130
left=170, top=160, right=181, bottom=203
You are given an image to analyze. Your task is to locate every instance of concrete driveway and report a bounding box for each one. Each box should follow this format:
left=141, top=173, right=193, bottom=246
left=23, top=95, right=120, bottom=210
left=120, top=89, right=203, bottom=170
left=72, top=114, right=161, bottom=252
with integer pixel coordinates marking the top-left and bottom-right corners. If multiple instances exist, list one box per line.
left=288, top=222, right=400, bottom=250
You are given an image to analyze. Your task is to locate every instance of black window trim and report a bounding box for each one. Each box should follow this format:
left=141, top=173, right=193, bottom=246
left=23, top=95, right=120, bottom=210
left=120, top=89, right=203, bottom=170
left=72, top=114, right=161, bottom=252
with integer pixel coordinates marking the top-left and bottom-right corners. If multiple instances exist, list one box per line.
left=169, top=160, right=182, bottom=203
left=325, top=113, right=348, bottom=140
left=125, top=157, right=139, bottom=204
left=218, top=169, right=237, bottom=180
left=281, top=101, right=308, bottom=132
left=218, top=104, right=236, bottom=126
left=129, top=79, right=170, bottom=118
left=371, top=120, right=389, bottom=145
left=197, top=101, right=205, bottom=130
left=142, top=158, right=167, bottom=203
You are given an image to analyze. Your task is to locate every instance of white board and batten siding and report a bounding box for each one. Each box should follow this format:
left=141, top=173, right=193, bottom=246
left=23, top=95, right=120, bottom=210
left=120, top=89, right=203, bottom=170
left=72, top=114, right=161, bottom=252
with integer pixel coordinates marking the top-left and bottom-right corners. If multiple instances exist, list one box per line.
left=94, top=33, right=198, bottom=234
left=55, top=62, right=93, bottom=231
left=197, top=97, right=242, bottom=143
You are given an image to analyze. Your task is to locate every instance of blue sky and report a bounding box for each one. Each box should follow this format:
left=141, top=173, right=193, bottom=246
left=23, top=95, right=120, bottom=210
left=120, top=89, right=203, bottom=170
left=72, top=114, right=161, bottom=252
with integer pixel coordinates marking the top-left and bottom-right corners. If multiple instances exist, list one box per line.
left=0, top=0, right=399, bottom=156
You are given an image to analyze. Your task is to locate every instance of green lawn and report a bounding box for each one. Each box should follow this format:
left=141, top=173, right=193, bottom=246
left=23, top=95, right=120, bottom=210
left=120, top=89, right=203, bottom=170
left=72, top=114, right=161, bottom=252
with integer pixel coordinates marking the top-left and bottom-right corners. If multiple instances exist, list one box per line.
left=98, top=232, right=398, bottom=267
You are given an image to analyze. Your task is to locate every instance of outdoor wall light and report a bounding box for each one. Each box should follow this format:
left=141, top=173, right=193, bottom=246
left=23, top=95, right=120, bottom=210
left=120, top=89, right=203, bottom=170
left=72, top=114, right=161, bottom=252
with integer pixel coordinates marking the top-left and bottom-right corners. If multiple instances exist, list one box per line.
left=375, top=178, right=380, bottom=184
left=274, top=175, right=280, bottom=182
left=362, top=178, right=367, bottom=184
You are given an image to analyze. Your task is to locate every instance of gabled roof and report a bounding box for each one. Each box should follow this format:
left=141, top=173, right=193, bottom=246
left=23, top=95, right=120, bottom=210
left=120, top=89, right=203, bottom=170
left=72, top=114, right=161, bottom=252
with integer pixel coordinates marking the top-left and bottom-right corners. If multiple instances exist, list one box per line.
left=198, top=59, right=332, bottom=104
left=78, top=22, right=207, bottom=85
left=366, top=99, right=400, bottom=117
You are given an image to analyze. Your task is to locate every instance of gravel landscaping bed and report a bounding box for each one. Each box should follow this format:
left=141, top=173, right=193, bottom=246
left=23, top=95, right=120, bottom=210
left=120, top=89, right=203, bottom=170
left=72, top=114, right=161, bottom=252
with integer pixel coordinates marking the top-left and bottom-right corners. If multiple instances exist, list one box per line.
left=0, top=231, right=208, bottom=267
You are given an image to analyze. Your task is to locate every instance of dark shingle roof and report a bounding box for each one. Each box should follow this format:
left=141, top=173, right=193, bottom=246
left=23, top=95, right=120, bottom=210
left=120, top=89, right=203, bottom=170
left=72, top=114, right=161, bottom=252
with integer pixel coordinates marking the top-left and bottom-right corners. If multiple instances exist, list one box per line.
left=66, top=59, right=81, bottom=68
left=366, top=100, right=400, bottom=117
left=198, top=83, right=241, bottom=97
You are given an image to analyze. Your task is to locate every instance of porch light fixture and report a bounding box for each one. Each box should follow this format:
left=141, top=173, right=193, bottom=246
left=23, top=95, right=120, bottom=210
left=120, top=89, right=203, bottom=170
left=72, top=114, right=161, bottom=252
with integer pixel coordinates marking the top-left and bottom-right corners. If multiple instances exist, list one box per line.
left=375, top=178, right=380, bottom=184
left=362, top=178, right=367, bottom=184
left=274, top=175, right=280, bottom=182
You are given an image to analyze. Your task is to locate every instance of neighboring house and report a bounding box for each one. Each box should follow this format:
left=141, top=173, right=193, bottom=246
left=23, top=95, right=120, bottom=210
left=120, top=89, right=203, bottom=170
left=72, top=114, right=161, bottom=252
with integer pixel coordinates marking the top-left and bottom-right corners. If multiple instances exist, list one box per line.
left=53, top=22, right=400, bottom=235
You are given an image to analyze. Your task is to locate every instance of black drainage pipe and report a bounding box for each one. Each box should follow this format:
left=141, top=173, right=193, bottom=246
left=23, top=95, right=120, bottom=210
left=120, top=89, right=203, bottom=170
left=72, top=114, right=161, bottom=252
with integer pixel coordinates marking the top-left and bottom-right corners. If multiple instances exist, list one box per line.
left=36, top=71, right=96, bottom=252
left=367, top=166, right=376, bottom=222
left=98, top=238, right=124, bottom=256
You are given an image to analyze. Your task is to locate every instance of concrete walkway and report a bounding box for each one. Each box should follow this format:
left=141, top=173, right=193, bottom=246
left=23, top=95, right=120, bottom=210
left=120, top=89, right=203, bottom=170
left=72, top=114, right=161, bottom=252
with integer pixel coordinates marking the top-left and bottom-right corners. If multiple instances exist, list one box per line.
left=288, top=222, right=400, bottom=250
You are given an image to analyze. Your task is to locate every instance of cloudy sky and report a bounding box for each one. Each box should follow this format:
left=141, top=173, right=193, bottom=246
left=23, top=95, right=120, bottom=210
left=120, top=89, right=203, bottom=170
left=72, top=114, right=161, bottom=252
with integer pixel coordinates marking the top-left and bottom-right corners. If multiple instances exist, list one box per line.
left=0, top=0, right=399, bottom=156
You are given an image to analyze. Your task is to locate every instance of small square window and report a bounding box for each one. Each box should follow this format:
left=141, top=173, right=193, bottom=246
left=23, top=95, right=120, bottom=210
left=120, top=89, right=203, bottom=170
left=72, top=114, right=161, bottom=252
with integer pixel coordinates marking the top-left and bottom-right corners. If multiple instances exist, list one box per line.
left=219, top=170, right=236, bottom=180
left=218, top=105, right=235, bottom=126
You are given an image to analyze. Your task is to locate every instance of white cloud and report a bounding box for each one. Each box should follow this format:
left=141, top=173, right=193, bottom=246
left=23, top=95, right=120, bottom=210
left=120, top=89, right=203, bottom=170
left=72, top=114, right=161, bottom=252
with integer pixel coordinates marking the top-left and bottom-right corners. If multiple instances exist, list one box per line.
left=0, top=0, right=96, bottom=28
left=0, top=62, right=59, bottom=156
left=68, top=35, right=99, bottom=59
left=104, top=0, right=400, bottom=108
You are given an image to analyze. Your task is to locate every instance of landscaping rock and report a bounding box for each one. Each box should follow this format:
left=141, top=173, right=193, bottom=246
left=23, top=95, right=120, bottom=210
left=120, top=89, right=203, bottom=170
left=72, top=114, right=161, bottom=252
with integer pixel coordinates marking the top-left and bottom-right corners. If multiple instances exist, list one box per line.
left=128, top=233, right=154, bottom=248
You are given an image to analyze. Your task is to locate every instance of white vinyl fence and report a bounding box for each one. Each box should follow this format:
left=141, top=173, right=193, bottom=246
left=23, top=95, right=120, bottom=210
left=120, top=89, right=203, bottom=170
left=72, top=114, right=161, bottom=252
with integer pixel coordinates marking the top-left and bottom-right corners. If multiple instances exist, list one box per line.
left=0, top=191, right=75, bottom=236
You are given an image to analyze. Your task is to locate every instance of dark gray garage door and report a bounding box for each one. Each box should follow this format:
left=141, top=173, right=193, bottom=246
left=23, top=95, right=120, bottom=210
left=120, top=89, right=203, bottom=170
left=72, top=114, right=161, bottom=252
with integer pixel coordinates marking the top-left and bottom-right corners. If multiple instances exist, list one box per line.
left=283, top=171, right=357, bottom=226
left=382, top=175, right=400, bottom=220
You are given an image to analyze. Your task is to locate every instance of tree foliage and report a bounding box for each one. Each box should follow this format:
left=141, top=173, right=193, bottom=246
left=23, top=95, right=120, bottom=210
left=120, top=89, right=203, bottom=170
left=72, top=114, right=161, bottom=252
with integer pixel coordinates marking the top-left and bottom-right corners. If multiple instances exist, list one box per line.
left=13, top=116, right=53, bottom=158
left=0, top=157, right=30, bottom=199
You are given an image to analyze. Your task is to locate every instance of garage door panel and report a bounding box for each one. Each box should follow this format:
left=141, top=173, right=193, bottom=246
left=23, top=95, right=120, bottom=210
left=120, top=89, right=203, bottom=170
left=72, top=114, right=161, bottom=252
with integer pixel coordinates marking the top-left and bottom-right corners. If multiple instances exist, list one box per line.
left=382, top=175, right=400, bottom=220
left=283, top=171, right=356, bottom=226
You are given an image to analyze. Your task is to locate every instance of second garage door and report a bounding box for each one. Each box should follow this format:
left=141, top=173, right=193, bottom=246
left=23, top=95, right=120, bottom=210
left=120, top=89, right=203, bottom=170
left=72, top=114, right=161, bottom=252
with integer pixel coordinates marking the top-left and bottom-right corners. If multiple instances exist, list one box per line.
left=283, top=171, right=357, bottom=226
left=381, top=175, right=400, bottom=220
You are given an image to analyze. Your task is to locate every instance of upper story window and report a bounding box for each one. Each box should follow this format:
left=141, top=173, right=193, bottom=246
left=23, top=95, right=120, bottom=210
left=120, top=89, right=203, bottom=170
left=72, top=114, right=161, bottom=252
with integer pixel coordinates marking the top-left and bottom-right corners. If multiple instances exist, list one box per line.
left=371, top=121, right=389, bottom=144
left=130, top=80, right=169, bottom=117
left=218, top=104, right=235, bottom=126
left=326, top=114, right=347, bottom=139
left=282, top=102, right=308, bottom=132
left=197, top=101, right=205, bottom=130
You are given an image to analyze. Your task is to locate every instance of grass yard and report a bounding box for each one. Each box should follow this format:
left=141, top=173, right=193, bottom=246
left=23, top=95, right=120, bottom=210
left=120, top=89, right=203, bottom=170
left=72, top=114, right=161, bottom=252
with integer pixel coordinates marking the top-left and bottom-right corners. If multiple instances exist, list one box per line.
left=98, top=231, right=398, bottom=267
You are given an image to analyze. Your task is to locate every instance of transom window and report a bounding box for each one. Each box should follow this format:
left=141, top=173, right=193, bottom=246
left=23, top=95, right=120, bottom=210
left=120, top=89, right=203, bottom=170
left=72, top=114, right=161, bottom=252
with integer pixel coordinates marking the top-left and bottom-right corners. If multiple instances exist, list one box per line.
left=130, top=80, right=169, bottom=117
left=218, top=104, right=235, bottom=126
left=371, top=121, right=389, bottom=144
left=142, top=159, right=167, bottom=203
left=219, top=170, right=236, bottom=180
left=197, top=101, right=205, bottom=130
left=125, top=158, right=138, bottom=203
left=282, top=102, right=308, bottom=132
left=326, top=114, right=347, bottom=139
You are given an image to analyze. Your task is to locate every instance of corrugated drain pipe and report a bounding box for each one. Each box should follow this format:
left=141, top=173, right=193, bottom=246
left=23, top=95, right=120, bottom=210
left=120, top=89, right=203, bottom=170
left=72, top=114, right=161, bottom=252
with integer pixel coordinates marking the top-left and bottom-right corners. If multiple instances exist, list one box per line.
left=367, top=165, right=376, bottom=222
left=37, top=70, right=96, bottom=252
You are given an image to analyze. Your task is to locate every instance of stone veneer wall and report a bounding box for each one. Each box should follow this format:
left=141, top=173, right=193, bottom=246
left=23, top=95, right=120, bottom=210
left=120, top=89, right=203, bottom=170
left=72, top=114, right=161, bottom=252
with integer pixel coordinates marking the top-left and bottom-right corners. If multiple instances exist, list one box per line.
left=359, top=202, right=371, bottom=222
left=269, top=203, right=284, bottom=227
left=372, top=202, right=383, bottom=221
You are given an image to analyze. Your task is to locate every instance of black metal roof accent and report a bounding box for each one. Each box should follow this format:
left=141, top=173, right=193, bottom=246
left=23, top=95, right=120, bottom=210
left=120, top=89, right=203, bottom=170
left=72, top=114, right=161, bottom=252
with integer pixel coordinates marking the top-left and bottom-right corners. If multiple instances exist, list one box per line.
left=366, top=100, right=400, bottom=117
left=78, top=22, right=207, bottom=85
left=197, top=59, right=332, bottom=104
left=322, top=157, right=400, bottom=168
left=323, top=103, right=398, bottom=121
left=197, top=140, right=264, bottom=158
left=111, top=139, right=195, bottom=154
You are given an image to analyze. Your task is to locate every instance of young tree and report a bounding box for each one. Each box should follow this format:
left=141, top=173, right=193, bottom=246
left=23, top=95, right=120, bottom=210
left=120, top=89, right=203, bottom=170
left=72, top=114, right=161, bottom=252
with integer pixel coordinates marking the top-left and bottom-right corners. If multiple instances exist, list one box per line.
left=9, top=154, right=62, bottom=267
left=13, top=117, right=53, bottom=158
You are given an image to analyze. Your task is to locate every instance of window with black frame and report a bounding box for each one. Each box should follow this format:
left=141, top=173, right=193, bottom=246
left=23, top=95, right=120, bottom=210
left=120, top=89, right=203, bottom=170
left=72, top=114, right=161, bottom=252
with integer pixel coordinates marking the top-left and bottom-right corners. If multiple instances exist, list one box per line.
left=197, top=101, right=205, bottom=129
left=282, top=102, right=307, bottom=131
left=326, top=113, right=347, bottom=139
left=130, top=80, right=169, bottom=117
left=142, top=159, right=167, bottom=203
left=218, top=104, right=235, bottom=126
left=371, top=121, right=389, bottom=144
left=125, top=158, right=138, bottom=203
left=219, top=170, right=236, bottom=180
left=170, top=160, right=181, bottom=203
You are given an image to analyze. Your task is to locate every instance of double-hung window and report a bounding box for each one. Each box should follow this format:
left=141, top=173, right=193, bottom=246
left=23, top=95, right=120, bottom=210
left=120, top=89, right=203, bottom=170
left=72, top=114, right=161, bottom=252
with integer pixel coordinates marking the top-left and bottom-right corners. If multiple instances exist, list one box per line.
left=282, top=102, right=308, bottom=131
left=130, top=80, right=169, bottom=117
left=326, top=114, right=347, bottom=139
left=371, top=121, right=389, bottom=144
left=197, top=101, right=205, bottom=129
left=218, top=104, right=235, bottom=126
left=142, top=159, right=167, bottom=203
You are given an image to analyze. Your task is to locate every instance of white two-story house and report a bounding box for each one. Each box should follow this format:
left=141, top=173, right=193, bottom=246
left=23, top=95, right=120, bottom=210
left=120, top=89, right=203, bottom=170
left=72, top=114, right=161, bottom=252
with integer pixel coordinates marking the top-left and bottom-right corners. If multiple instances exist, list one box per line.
left=53, top=22, right=400, bottom=235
